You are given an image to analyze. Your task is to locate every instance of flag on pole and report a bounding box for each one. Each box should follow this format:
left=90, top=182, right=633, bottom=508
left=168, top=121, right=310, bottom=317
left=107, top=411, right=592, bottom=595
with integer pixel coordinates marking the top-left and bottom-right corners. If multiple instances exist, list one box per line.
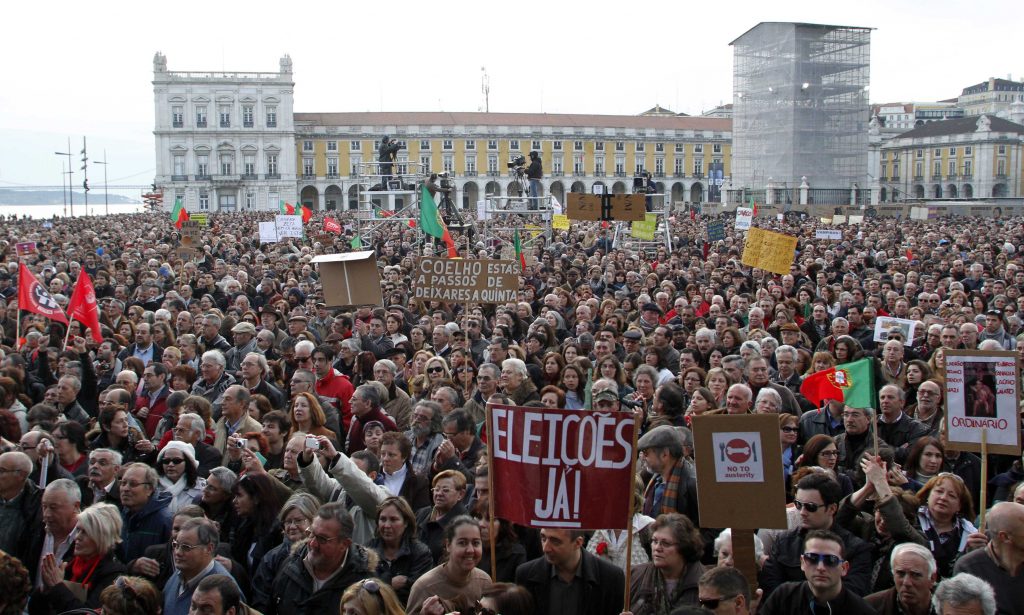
left=419, top=186, right=458, bottom=257
left=66, top=272, right=103, bottom=343
left=18, top=264, right=68, bottom=324
left=301, top=204, right=313, bottom=224
left=513, top=229, right=526, bottom=271
left=550, top=195, right=562, bottom=215
left=170, top=196, right=189, bottom=229
left=799, top=358, right=875, bottom=408
left=323, top=217, right=342, bottom=234
left=350, top=235, right=363, bottom=249
left=750, top=195, right=758, bottom=217
left=280, top=200, right=295, bottom=215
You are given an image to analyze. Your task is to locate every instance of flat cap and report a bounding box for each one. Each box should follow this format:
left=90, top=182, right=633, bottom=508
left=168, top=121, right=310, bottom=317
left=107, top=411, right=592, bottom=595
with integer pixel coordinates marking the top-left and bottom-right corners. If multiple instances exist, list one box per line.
left=638, top=425, right=683, bottom=451
left=230, top=322, right=256, bottom=335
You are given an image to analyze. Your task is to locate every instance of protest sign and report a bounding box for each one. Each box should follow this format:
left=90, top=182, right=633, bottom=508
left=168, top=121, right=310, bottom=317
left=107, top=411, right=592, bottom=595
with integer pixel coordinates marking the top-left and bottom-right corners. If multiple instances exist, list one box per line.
left=552, top=214, right=571, bottom=230
left=631, top=214, right=658, bottom=240
left=412, top=258, right=518, bottom=304
left=275, top=215, right=303, bottom=238
left=190, top=213, right=210, bottom=226
left=848, top=215, right=864, bottom=224
left=15, top=242, right=37, bottom=257
left=566, top=193, right=646, bottom=222
left=873, top=316, right=917, bottom=346
left=258, top=222, right=278, bottom=244
left=180, top=220, right=201, bottom=245
left=944, top=350, right=1021, bottom=455
left=815, top=229, right=842, bottom=240
left=832, top=215, right=847, bottom=224
left=311, top=251, right=382, bottom=308
left=488, top=404, right=636, bottom=529
left=740, top=228, right=798, bottom=275
left=707, top=221, right=725, bottom=242
left=734, top=207, right=753, bottom=230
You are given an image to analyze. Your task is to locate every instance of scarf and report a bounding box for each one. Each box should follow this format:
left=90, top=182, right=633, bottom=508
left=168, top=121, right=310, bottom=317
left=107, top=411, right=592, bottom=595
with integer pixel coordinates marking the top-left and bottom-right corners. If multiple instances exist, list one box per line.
left=159, top=475, right=189, bottom=498
left=645, top=457, right=687, bottom=516
left=70, top=553, right=104, bottom=588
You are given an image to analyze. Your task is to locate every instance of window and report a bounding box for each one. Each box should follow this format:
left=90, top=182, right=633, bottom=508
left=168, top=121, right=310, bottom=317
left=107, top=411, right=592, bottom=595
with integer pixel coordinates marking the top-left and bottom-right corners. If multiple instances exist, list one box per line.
left=243, top=105, right=254, bottom=127
left=713, top=143, right=722, bottom=153
left=655, top=157, right=664, bottom=175
left=998, top=145, right=1006, bottom=155
left=327, top=158, right=338, bottom=176
left=397, top=155, right=408, bottom=175
left=615, top=155, right=625, bottom=175
left=303, top=140, right=313, bottom=152
left=574, top=140, right=583, bottom=151
left=594, top=156, right=605, bottom=175
left=694, top=144, right=703, bottom=153
left=350, top=155, right=362, bottom=175
left=350, top=140, right=361, bottom=152
left=675, top=143, right=684, bottom=153
left=949, top=147, right=956, bottom=156
left=510, top=139, right=520, bottom=150
left=195, top=106, right=207, bottom=128
left=948, top=160, right=956, bottom=176
left=173, top=155, right=185, bottom=176
left=420, top=155, right=431, bottom=174
left=915, top=161, right=923, bottom=177
left=219, top=105, right=230, bottom=128
left=916, top=149, right=924, bottom=158
left=573, top=154, right=585, bottom=174
left=531, top=140, right=541, bottom=151
left=487, top=140, right=497, bottom=150
left=218, top=195, right=236, bottom=210
left=327, top=141, right=338, bottom=152
left=442, top=139, right=453, bottom=150
left=635, top=160, right=645, bottom=174
left=199, top=193, right=209, bottom=210
left=674, top=157, right=684, bottom=176
left=655, top=143, right=664, bottom=153
left=443, top=155, right=453, bottom=173
left=934, top=148, right=941, bottom=157
left=553, top=140, right=562, bottom=151
left=552, top=155, right=563, bottom=174
left=465, top=140, right=475, bottom=150
left=933, top=161, right=941, bottom=176
left=172, top=106, right=183, bottom=128
left=303, top=158, right=314, bottom=176
left=465, top=155, right=476, bottom=174
left=266, top=154, right=278, bottom=176
left=419, top=140, right=430, bottom=150
left=266, top=107, right=277, bottom=127
left=595, top=142, right=604, bottom=151
left=488, top=155, right=499, bottom=174
left=245, top=192, right=255, bottom=209
left=963, top=160, right=972, bottom=176
left=693, top=159, right=703, bottom=176
left=615, top=141, right=624, bottom=151
left=219, top=154, right=233, bottom=175
left=997, top=159, right=1006, bottom=176
left=635, top=142, right=645, bottom=152
left=964, top=147, right=972, bottom=156
left=243, top=154, right=255, bottom=176
left=196, top=155, right=209, bottom=177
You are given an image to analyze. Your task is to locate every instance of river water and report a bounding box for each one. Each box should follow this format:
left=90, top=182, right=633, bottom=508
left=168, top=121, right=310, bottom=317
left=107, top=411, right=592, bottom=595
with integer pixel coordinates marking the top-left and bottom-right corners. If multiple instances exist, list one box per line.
left=0, top=203, right=147, bottom=219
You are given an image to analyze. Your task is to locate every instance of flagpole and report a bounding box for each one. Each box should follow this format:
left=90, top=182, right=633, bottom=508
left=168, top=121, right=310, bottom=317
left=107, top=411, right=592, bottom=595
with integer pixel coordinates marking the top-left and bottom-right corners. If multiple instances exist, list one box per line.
left=622, top=413, right=641, bottom=613
left=485, top=402, right=498, bottom=583
left=62, top=318, right=74, bottom=350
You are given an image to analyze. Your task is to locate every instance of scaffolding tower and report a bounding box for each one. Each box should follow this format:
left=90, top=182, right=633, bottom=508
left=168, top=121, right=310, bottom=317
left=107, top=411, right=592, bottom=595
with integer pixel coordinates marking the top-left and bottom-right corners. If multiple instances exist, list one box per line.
left=611, top=193, right=674, bottom=253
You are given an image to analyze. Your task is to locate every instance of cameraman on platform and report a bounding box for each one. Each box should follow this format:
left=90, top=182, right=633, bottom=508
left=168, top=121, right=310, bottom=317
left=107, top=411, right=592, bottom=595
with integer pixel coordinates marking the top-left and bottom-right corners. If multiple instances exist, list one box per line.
left=378, top=135, right=403, bottom=189
left=526, top=150, right=543, bottom=208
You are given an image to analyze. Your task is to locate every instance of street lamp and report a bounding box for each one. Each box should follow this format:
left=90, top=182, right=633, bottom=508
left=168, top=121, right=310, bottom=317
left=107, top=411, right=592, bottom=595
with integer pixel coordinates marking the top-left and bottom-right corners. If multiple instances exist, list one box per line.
left=94, top=150, right=110, bottom=216
left=55, top=137, right=73, bottom=217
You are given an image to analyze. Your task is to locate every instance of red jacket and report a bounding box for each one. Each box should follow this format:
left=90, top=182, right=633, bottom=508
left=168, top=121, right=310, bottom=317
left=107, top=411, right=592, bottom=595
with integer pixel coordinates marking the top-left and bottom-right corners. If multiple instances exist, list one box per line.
left=134, top=386, right=170, bottom=437
left=316, top=369, right=354, bottom=431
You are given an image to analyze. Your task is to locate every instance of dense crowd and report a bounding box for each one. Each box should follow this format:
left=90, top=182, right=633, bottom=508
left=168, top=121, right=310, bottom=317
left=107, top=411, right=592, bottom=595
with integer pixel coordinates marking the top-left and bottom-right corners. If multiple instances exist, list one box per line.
left=0, top=207, right=1021, bottom=615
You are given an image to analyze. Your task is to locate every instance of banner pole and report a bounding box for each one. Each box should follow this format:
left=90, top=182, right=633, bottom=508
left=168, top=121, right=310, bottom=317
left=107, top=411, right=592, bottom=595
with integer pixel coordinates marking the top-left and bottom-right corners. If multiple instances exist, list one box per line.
left=622, top=414, right=641, bottom=613
left=871, top=411, right=879, bottom=458
left=485, top=402, right=497, bottom=583
left=62, top=318, right=74, bottom=351
left=14, top=308, right=20, bottom=352
left=979, top=430, right=989, bottom=532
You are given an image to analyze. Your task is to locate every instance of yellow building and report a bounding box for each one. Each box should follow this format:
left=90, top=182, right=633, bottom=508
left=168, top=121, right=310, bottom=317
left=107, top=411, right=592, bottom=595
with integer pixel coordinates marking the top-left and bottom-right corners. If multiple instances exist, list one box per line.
left=291, top=111, right=732, bottom=210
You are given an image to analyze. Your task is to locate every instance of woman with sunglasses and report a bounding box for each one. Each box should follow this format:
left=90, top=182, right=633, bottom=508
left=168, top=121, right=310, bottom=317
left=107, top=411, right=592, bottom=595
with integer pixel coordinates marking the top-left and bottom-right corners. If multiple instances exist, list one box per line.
left=155, top=441, right=206, bottom=514
left=407, top=516, right=491, bottom=615
left=340, top=578, right=406, bottom=615
left=779, top=414, right=800, bottom=484
left=369, top=496, right=433, bottom=604
left=454, top=360, right=479, bottom=405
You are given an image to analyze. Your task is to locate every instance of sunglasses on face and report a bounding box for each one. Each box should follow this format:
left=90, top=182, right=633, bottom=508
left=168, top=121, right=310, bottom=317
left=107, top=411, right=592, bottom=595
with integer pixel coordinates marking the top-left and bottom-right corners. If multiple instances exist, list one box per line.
left=793, top=499, right=825, bottom=513
left=780, top=426, right=799, bottom=433
left=801, top=552, right=844, bottom=567
left=427, top=366, right=444, bottom=373
left=160, top=457, right=185, bottom=465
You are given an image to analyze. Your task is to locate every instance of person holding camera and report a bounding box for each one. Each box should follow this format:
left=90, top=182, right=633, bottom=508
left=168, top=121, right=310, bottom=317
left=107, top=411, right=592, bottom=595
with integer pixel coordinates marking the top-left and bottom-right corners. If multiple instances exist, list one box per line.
left=378, top=135, right=403, bottom=189
left=526, top=151, right=543, bottom=207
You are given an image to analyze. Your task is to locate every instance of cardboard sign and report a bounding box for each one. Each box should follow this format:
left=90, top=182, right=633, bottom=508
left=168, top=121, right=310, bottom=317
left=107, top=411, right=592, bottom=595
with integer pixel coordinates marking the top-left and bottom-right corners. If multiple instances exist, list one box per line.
left=741, top=228, right=798, bottom=275
left=735, top=207, right=753, bottom=230
left=692, top=414, right=787, bottom=529
left=310, top=251, right=383, bottom=308
left=488, top=404, right=636, bottom=530
left=873, top=317, right=917, bottom=346
left=190, top=213, right=210, bottom=226
left=175, top=247, right=197, bottom=261
left=275, top=215, right=303, bottom=238
left=631, top=213, right=658, bottom=240
left=832, top=215, right=847, bottom=224
left=180, top=220, right=201, bottom=245
left=815, top=229, right=842, bottom=240
left=707, top=221, right=726, bottom=242
left=910, top=207, right=929, bottom=221
left=15, top=242, right=37, bottom=257
left=412, top=258, right=518, bottom=304
left=552, top=214, right=571, bottom=230
left=566, top=193, right=646, bottom=222
left=258, top=222, right=278, bottom=244
left=848, top=215, right=864, bottom=224
left=944, top=350, right=1021, bottom=455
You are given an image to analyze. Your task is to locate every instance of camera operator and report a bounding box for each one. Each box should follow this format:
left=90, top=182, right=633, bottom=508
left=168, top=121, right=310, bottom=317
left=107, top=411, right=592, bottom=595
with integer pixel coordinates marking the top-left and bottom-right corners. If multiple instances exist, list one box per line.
left=425, top=173, right=453, bottom=202
left=378, top=135, right=403, bottom=189
left=526, top=151, right=543, bottom=208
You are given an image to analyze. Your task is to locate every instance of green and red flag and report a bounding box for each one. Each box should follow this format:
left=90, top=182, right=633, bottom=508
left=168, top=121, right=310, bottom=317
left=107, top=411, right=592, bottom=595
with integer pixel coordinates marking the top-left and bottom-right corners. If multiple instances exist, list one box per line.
left=800, top=358, right=875, bottom=408
left=301, top=204, right=312, bottom=224
left=513, top=229, right=526, bottom=271
left=749, top=194, right=758, bottom=217
left=170, top=196, right=189, bottom=229
left=419, top=185, right=457, bottom=257
left=279, top=200, right=295, bottom=215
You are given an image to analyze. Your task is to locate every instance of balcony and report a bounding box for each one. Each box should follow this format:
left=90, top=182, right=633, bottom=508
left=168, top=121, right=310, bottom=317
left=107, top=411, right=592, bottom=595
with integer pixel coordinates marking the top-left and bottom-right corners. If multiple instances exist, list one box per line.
left=464, top=171, right=477, bottom=177
left=914, top=175, right=924, bottom=181
left=947, top=174, right=958, bottom=180
left=241, top=174, right=258, bottom=180
left=673, top=172, right=686, bottom=178
left=302, top=174, right=316, bottom=181
left=693, top=172, right=704, bottom=179
left=594, top=171, right=606, bottom=177
left=265, top=173, right=280, bottom=180
left=195, top=174, right=211, bottom=181
left=171, top=175, right=188, bottom=182
left=243, top=121, right=254, bottom=128
left=892, top=175, right=900, bottom=182
left=326, top=173, right=340, bottom=180
left=997, top=173, right=1007, bottom=180
left=172, top=121, right=183, bottom=128
left=219, top=121, right=230, bottom=128
left=931, top=174, right=941, bottom=181
left=196, top=120, right=207, bottom=128
left=551, top=171, right=564, bottom=177
left=213, top=175, right=241, bottom=185
left=614, top=171, right=627, bottom=177
left=654, top=172, right=665, bottom=178
left=487, top=171, right=500, bottom=177
left=962, top=173, right=972, bottom=181
left=573, top=171, right=586, bottom=177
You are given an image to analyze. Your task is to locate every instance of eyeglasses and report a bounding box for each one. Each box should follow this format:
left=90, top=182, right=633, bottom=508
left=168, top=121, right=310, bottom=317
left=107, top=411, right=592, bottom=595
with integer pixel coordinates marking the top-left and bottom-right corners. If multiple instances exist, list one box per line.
left=698, top=596, right=736, bottom=610
left=304, top=529, right=340, bottom=544
left=793, top=499, right=825, bottom=513
left=456, top=367, right=475, bottom=373
left=819, top=450, right=839, bottom=458
left=15, top=443, right=36, bottom=451
left=476, top=376, right=493, bottom=382
left=427, top=366, right=444, bottom=374
left=295, top=355, right=312, bottom=363
left=432, top=487, right=458, bottom=495
left=160, top=458, right=185, bottom=466
left=0, top=468, right=23, bottom=475
left=802, top=552, right=845, bottom=567
left=651, top=538, right=678, bottom=549
left=780, top=426, right=799, bottom=434
left=283, top=517, right=308, bottom=528
left=172, top=541, right=203, bottom=553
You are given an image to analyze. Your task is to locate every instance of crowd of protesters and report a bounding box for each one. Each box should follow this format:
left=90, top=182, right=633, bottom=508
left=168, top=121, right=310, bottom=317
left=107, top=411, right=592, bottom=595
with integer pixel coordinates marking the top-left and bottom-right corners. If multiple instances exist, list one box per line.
left=0, top=206, right=1020, bottom=615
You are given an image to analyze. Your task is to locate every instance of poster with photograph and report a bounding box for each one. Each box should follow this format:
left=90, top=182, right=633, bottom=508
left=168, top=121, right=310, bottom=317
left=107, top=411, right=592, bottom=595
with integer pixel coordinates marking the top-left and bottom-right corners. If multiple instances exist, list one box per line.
left=944, top=350, right=1021, bottom=455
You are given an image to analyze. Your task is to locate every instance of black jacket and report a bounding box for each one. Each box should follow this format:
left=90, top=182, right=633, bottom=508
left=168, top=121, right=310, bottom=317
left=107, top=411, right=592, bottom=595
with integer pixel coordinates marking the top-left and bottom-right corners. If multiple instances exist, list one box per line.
left=12, top=480, right=45, bottom=580
left=526, top=158, right=543, bottom=180
left=30, top=552, right=127, bottom=615
left=369, top=536, right=434, bottom=604
left=759, top=581, right=877, bottom=615
left=515, top=549, right=625, bottom=615
left=416, top=502, right=468, bottom=564
left=760, top=525, right=874, bottom=598
left=261, top=543, right=376, bottom=615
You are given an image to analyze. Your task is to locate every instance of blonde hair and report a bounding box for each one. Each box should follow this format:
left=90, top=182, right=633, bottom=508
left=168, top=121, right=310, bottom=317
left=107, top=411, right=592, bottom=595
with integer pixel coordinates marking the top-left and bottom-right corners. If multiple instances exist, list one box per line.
left=77, top=503, right=124, bottom=554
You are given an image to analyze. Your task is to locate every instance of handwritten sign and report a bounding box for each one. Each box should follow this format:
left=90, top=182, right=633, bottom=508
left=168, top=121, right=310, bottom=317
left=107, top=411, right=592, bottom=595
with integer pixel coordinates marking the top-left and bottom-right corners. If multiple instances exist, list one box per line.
left=735, top=207, right=753, bottom=230
left=944, top=350, right=1021, bottom=455
left=631, top=213, right=658, bottom=240
left=412, top=258, right=519, bottom=304
left=816, top=229, right=842, bottom=240
left=740, top=228, right=798, bottom=275
left=707, top=221, right=726, bottom=242
left=552, top=214, right=571, bottom=230
left=190, top=213, right=210, bottom=227
left=258, top=221, right=278, bottom=244
left=180, top=220, right=201, bottom=245
left=873, top=316, right=917, bottom=345
left=275, top=215, right=303, bottom=238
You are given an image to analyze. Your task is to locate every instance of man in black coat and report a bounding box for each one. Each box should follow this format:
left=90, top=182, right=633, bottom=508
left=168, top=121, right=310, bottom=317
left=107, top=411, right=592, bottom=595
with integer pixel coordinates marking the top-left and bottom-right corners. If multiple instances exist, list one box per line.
left=515, top=528, right=625, bottom=615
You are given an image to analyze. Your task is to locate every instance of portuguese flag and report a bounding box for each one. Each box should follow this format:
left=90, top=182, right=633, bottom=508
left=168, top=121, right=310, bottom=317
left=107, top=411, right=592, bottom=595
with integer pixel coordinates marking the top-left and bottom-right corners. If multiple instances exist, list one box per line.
left=170, top=196, right=189, bottom=229
left=800, top=358, right=874, bottom=408
left=513, top=229, right=526, bottom=271
left=279, top=200, right=295, bottom=215
left=419, top=185, right=457, bottom=257
left=301, top=204, right=312, bottom=224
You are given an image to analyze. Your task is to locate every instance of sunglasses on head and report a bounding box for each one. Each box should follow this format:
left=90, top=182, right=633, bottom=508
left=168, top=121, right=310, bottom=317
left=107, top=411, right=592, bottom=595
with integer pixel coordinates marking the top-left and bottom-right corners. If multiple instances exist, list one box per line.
left=801, top=552, right=844, bottom=567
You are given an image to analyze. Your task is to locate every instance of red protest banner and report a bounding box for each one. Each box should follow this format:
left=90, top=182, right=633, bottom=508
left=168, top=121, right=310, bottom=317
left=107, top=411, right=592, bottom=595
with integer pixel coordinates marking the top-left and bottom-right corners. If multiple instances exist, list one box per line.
left=488, top=404, right=636, bottom=530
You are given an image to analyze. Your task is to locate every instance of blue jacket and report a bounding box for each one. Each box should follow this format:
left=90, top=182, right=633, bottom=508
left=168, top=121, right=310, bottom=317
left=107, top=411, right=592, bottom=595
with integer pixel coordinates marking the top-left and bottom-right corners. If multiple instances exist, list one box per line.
left=163, top=560, right=236, bottom=615
left=119, top=490, right=173, bottom=563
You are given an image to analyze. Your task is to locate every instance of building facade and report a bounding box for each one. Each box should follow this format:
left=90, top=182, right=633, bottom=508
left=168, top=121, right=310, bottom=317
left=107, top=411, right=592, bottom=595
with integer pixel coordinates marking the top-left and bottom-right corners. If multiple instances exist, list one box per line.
left=292, top=112, right=731, bottom=211
left=958, top=77, right=1024, bottom=116
left=878, top=115, right=1024, bottom=202
left=152, top=53, right=297, bottom=212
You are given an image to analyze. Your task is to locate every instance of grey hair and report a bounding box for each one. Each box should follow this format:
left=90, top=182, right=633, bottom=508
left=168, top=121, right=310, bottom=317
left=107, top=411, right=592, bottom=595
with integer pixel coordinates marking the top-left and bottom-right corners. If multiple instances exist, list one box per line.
left=317, top=501, right=355, bottom=540
left=695, top=328, right=717, bottom=342
left=178, top=413, right=206, bottom=439
left=340, top=339, right=360, bottom=352
left=44, top=478, right=82, bottom=505
left=207, top=466, right=238, bottom=492
left=832, top=317, right=849, bottom=327
left=633, top=365, right=660, bottom=388
left=890, top=542, right=937, bottom=578
left=294, top=340, right=316, bottom=355
left=60, top=375, right=82, bottom=393
left=355, top=384, right=381, bottom=408
left=501, top=358, right=528, bottom=378
left=201, top=350, right=226, bottom=368
left=754, top=387, right=783, bottom=410
left=932, top=573, right=996, bottom=615
left=775, top=344, right=798, bottom=361
left=244, top=352, right=270, bottom=377
left=713, top=528, right=765, bottom=561
left=739, top=340, right=762, bottom=355
left=433, top=386, right=460, bottom=407
left=204, top=313, right=223, bottom=328
left=279, top=492, right=322, bottom=525
left=412, top=400, right=444, bottom=433
left=721, top=355, right=745, bottom=370
left=90, top=448, right=123, bottom=466
left=374, top=359, right=397, bottom=375
left=180, top=517, right=220, bottom=547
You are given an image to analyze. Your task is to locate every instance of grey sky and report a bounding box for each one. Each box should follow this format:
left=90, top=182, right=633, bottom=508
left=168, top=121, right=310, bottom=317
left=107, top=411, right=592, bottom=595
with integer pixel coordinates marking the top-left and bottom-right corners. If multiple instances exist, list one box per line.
left=2, top=0, right=1020, bottom=186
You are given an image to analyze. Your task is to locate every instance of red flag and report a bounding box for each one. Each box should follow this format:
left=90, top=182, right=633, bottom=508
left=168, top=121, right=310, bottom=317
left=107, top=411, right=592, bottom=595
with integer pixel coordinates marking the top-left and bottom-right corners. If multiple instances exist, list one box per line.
left=301, top=205, right=312, bottom=224
left=18, top=264, right=68, bottom=324
left=66, top=271, right=103, bottom=343
left=753, top=201, right=759, bottom=216
left=799, top=367, right=844, bottom=408
left=905, top=249, right=913, bottom=261
left=703, top=242, right=710, bottom=259
left=282, top=202, right=296, bottom=215
left=690, top=208, right=696, bottom=221
left=323, top=217, right=342, bottom=234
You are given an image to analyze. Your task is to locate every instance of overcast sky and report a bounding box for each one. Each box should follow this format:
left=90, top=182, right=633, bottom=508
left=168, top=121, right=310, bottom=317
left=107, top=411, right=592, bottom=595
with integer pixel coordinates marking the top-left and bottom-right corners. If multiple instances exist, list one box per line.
left=2, top=0, right=1020, bottom=187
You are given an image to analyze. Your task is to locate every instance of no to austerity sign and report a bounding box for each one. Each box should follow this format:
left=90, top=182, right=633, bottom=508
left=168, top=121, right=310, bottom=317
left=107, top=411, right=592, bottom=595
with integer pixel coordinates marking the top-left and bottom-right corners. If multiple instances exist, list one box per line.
left=488, top=404, right=637, bottom=530
left=412, top=258, right=519, bottom=304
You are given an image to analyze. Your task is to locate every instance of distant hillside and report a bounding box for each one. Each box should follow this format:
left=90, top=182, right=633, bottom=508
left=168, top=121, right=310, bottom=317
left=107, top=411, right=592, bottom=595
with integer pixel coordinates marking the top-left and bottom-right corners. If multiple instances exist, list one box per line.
left=0, top=189, right=139, bottom=205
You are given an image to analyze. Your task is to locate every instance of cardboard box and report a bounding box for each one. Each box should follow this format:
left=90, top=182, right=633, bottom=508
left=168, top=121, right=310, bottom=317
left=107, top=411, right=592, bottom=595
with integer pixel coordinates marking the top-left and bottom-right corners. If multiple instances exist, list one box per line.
left=311, top=251, right=383, bottom=308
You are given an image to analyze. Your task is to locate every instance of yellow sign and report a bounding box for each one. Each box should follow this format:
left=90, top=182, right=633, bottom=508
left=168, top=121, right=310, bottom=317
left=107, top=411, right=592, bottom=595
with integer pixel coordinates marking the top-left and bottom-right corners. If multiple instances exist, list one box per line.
left=552, top=214, right=571, bottom=230
left=190, top=213, right=210, bottom=226
left=631, top=213, right=658, bottom=240
left=741, top=228, right=798, bottom=275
